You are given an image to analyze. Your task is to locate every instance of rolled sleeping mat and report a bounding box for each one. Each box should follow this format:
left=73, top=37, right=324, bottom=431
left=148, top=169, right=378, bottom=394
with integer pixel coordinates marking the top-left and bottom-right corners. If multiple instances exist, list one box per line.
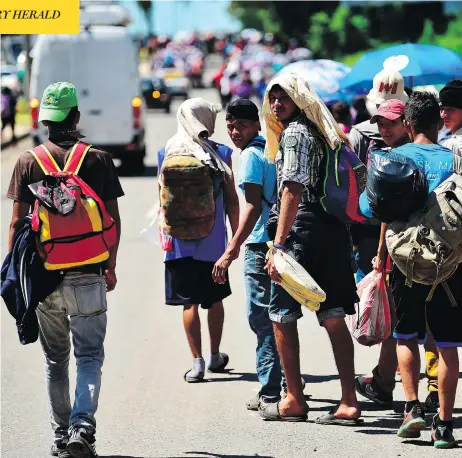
left=267, top=242, right=326, bottom=312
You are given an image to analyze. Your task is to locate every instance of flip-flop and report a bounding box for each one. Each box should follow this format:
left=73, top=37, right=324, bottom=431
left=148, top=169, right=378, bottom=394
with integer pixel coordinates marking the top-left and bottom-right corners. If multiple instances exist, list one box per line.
left=315, top=407, right=364, bottom=427
left=261, top=401, right=308, bottom=422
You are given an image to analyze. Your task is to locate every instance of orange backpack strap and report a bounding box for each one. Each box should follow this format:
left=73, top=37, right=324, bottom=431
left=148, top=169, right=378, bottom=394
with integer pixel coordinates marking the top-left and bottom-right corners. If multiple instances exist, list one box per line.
left=29, top=145, right=62, bottom=175
left=63, top=141, right=93, bottom=174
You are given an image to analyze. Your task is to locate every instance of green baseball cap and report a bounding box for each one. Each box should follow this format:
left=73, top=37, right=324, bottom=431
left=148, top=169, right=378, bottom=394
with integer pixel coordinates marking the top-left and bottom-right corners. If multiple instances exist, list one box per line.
left=38, top=82, right=78, bottom=122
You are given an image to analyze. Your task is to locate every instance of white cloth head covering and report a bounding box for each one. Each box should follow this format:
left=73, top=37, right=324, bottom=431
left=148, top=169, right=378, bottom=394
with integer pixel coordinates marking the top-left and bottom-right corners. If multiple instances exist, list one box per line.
left=165, top=97, right=231, bottom=176
left=262, top=73, right=351, bottom=162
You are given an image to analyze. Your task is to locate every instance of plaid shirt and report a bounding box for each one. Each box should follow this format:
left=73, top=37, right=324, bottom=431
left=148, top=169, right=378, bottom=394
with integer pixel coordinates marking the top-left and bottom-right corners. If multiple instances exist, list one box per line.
left=275, top=113, right=325, bottom=206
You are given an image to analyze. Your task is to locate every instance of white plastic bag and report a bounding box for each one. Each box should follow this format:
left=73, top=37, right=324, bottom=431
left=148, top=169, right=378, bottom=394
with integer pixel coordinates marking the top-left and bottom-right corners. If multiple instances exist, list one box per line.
left=348, top=270, right=391, bottom=346
left=140, top=202, right=173, bottom=251
left=140, top=201, right=161, bottom=246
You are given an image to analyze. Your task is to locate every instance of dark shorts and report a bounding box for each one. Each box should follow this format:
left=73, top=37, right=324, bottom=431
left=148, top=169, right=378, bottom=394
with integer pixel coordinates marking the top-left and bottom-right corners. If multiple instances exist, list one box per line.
left=268, top=206, right=358, bottom=325
left=165, top=257, right=231, bottom=309
left=392, top=265, right=462, bottom=347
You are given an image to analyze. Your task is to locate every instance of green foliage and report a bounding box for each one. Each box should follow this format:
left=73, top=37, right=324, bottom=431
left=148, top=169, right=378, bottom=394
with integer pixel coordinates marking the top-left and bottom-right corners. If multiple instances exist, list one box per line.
left=425, top=15, right=462, bottom=55
left=229, top=1, right=461, bottom=65
left=228, top=1, right=338, bottom=42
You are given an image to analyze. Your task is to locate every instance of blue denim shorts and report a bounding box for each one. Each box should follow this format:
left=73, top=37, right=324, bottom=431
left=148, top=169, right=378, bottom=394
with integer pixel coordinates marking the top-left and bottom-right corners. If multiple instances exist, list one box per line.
left=268, top=281, right=346, bottom=325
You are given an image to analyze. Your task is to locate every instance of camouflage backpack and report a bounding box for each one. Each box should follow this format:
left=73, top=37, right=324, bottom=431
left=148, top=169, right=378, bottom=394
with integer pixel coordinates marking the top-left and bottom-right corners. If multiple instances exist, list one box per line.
left=386, top=173, right=462, bottom=306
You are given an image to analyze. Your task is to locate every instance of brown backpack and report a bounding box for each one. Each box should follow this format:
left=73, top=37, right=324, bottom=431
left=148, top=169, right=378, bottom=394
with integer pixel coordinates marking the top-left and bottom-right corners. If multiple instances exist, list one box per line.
left=159, top=154, right=221, bottom=240
left=386, top=173, right=462, bottom=306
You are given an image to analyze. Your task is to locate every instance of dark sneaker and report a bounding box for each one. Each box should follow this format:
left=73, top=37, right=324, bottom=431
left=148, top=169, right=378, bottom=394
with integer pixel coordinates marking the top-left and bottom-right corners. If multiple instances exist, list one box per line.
left=355, top=376, right=393, bottom=407
left=207, top=352, right=229, bottom=373
left=58, top=449, right=72, bottom=458
left=424, top=392, right=440, bottom=414
left=432, top=415, right=456, bottom=449
left=50, top=439, right=69, bottom=457
left=397, top=404, right=426, bottom=438
left=67, top=427, right=97, bottom=458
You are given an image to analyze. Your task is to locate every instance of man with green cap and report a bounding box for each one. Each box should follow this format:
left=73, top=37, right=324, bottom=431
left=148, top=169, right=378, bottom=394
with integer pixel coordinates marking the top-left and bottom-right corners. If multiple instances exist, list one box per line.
left=7, top=82, right=124, bottom=458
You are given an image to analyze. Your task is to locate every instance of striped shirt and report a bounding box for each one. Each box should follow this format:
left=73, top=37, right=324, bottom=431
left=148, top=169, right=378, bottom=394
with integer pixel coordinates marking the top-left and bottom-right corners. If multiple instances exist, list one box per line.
left=275, top=113, right=325, bottom=206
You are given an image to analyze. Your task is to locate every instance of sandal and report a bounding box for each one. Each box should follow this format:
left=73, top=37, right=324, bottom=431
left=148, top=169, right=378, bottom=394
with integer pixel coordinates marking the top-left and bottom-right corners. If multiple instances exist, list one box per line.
left=260, top=401, right=308, bottom=422
left=315, top=406, right=364, bottom=426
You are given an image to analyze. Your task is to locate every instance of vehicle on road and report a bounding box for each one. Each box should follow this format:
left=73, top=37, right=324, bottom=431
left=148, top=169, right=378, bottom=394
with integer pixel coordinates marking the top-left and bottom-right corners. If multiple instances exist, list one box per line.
left=141, top=76, right=171, bottom=113
left=155, top=69, right=191, bottom=99
left=29, top=7, right=146, bottom=174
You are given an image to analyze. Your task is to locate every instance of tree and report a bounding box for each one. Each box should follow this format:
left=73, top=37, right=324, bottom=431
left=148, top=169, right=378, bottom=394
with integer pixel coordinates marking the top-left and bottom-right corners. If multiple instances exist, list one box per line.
left=229, top=1, right=338, bottom=43
left=137, top=0, right=153, bottom=35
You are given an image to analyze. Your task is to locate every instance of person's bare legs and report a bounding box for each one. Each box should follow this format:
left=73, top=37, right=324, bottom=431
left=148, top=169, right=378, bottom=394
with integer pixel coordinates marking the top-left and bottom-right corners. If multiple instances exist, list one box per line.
left=397, top=338, right=420, bottom=401
left=207, top=301, right=224, bottom=354
left=323, top=317, right=361, bottom=419
left=183, top=304, right=202, bottom=358
left=437, top=347, right=459, bottom=421
left=272, top=321, right=308, bottom=416
left=376, top=336, right=398, bottom=386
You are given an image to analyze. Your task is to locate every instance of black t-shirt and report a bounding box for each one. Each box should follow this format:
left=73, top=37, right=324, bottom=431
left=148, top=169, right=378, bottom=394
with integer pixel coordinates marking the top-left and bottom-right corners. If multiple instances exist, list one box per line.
left=7, top=139, right=124, bottom=205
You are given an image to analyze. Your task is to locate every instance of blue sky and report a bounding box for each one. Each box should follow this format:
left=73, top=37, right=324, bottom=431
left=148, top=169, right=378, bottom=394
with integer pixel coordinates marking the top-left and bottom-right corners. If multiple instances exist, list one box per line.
left=120, top=0, right=241, bottom=36
left=119, top=0, right=461, bottom=36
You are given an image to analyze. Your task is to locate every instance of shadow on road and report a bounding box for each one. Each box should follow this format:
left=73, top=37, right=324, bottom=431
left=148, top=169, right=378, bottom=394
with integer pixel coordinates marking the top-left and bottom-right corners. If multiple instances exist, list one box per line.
left=401, top=439, right=462, bottom=448
left=202, top=371, right=258, bottom=383
left=356, top=429, right=396, bottom=435
left=100, top=453, right=274, bottom=458
left=302, top=374, right=340, bottom=383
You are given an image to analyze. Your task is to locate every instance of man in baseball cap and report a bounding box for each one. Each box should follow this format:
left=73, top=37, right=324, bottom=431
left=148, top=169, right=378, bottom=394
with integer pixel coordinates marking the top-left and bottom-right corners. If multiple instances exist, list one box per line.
left=370, top=99, right=409, bottom=149
left=38, top=82, right=79, bottom=123
left=440, top=79, right=462, bottom=160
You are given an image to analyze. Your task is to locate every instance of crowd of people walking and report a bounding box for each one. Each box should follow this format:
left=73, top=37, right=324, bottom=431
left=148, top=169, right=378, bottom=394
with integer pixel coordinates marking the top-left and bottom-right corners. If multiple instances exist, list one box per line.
left=3, top=68, right=462, bottom=457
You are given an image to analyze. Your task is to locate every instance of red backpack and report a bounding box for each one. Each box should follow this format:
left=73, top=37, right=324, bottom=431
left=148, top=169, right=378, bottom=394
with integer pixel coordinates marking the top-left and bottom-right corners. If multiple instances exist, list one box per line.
left=29, top=141, right=117, bottom=271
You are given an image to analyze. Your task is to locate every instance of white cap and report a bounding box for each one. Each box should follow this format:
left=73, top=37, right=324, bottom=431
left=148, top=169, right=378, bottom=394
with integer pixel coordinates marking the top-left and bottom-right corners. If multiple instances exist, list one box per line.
left=367, top=69, right=409, bottom=105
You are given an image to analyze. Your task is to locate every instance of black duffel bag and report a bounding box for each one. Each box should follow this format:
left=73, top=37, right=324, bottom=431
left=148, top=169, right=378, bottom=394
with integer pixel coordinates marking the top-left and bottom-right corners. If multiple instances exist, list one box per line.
left=366, top=151, right=429, bottom=223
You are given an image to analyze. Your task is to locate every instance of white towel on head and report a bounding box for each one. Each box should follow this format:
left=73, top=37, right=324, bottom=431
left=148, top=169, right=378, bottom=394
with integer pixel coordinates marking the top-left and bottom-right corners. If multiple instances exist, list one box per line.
left=164, top=97, right=232, bottom=176
left=262, top=73, right=351, bottom=163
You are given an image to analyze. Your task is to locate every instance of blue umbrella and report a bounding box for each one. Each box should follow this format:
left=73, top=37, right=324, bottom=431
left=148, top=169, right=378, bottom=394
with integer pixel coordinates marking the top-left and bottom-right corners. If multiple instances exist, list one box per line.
left=277, top=59, right=355, bottom=103
left=340, top=43, right=462, bottom=91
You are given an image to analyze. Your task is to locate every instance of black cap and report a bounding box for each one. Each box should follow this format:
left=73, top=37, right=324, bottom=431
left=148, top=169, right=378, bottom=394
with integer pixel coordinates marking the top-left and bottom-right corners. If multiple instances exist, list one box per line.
left=440, top=79, right=462, bottom=109
left=226, top=98, right=259, bottom=121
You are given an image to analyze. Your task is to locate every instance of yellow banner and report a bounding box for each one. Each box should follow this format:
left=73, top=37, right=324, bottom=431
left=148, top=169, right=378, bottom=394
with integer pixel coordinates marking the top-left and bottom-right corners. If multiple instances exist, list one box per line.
left=0, top=0, right=80, bottom=34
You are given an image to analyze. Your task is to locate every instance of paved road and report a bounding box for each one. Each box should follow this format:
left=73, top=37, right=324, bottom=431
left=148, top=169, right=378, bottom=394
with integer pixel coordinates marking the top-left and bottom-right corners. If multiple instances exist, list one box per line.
left=1, top=87, right=461, bottom=458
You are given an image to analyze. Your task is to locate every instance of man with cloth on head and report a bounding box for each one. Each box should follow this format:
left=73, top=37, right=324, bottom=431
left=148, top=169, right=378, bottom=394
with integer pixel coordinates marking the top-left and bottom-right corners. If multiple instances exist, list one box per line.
left=157, top=98, right=240, bottom=383
left=260, top=73, right=362, bottom=425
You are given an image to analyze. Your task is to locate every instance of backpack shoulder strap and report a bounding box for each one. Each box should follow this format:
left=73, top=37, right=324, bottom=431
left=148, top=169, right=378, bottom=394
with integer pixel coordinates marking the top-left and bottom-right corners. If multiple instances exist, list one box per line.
left=63, top=141, right=93, bottom=174
left=29, top=145, right=62, bottom=175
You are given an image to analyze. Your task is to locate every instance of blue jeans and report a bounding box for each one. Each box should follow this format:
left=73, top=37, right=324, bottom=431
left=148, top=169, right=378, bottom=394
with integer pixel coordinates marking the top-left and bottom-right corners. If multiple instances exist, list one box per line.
left=244, top=243, right=285, bottom=401
left=36, top=272, right=107, bottom=444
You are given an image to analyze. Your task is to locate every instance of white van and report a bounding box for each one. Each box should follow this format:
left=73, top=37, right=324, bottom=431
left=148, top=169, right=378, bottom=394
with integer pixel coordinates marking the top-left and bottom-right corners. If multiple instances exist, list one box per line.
left=29, top=24, right=145, bottom=173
